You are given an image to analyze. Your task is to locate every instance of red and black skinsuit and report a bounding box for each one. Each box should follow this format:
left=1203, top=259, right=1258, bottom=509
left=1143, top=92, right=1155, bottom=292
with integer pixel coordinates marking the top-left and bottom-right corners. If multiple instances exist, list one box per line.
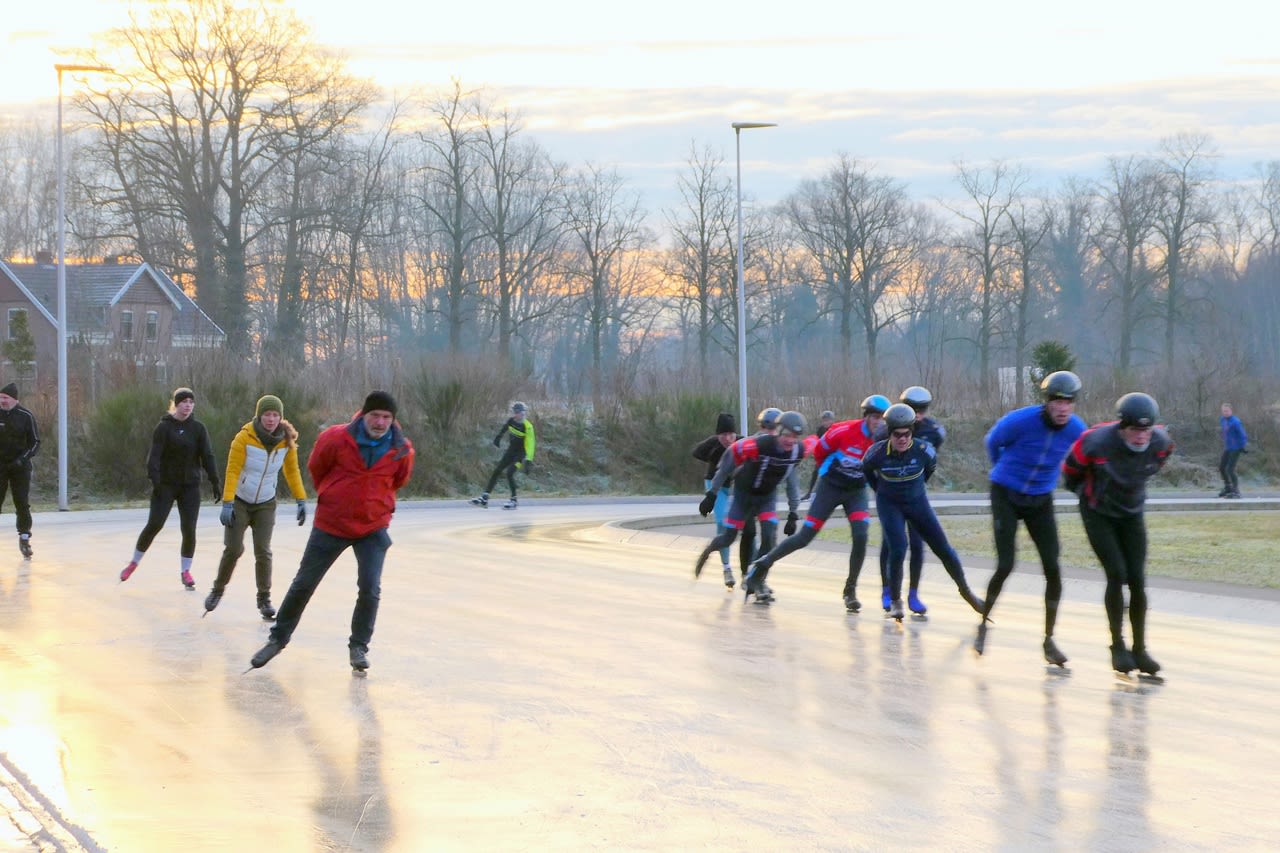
left=698, top=433, right=806, bottom=569
left=1062, top=421, right=1173, bottom=657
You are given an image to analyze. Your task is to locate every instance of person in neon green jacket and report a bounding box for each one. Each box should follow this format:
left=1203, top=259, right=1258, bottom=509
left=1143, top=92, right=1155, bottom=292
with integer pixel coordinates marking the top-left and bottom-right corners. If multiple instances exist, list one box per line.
left=470, top=402, right=535, bottom=510
left=204, top=394, right=308, bottom=620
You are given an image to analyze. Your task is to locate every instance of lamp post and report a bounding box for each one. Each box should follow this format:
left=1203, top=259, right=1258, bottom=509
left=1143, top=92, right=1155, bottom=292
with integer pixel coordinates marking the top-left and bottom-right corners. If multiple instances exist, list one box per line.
left=731, top=121, right=776, bottom=435
left=55, top=63, right=113, bottom=511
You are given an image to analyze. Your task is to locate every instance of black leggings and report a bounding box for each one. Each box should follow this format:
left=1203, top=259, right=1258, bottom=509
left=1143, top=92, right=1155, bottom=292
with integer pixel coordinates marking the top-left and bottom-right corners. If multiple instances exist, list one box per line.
left=485, top=447, right=524, bottom=497
left=136, top=482, right=202, bottom=558
left=1219, top=449, right=1241, bottom=493
left=985, top=483, right=1063, bottom=635
left=1080, top=506, right=1149, bottom=651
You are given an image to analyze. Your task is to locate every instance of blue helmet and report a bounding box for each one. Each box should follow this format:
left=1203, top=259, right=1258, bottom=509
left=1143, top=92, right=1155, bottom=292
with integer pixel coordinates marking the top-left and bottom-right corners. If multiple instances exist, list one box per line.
left=861, top=395, right=891, bottom=416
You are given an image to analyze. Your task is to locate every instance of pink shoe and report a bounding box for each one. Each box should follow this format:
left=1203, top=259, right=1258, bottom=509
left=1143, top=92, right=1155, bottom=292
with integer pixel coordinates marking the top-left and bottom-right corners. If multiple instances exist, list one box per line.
left=181, top=570, right=195, bottom=590
left=120, top=561, right=139, bottom=582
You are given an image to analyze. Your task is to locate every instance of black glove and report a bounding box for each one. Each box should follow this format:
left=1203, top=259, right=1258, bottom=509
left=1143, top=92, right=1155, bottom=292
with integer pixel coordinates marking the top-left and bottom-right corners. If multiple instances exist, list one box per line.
left=784, top=512, right=798, bottom=536
left=210, top=482, right=221, bottom=504
left=296, top=500, right=307, bottom=526
left=698, top=490, right=717, bottom=517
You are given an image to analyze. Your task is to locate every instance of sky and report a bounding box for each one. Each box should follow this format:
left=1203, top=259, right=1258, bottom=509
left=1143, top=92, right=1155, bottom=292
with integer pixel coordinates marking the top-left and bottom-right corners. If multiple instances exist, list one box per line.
left=5, top=0, right=1280, bottom=211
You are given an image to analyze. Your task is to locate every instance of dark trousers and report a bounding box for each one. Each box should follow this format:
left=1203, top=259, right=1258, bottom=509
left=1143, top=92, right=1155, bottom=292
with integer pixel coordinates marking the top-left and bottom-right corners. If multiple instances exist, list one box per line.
left=212, top=498, right=277, bottom=598
left=985, top=483, right=1063, bottom=635
left=875, top=491, right=971, bottom=599
left=1219, top=449, right=1241, bottom=493
left=1080, top=506, right=1149, bottom=651
left=703, top=491, right=777, bottom=564
left=270, top=527, right=391, bottom=653
left=485, top=447, right=524, bottom=497
left=755, top=477, right=870, bottom=597
left=0, top=461, right=33, bottom=536
left=879, top=522, right=926, bottom=591
left=136, top=483, right=201, bottom=558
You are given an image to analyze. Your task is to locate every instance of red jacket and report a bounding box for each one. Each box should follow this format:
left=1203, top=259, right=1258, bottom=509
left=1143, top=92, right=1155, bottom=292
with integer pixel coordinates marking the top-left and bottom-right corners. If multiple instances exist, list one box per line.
left=309, top=418, right=415, bottom=539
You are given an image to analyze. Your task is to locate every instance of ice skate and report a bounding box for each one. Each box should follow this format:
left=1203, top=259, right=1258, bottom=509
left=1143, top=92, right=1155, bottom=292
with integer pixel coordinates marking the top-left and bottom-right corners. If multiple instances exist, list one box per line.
left=249, top=640, right=284, bottom=669
left=18, top=536, right=32, bottom=558
left=181, top=570, right=195, bottom=590
left=257, top=595, right=276, bottom=621
left=349, top=646, right=369, bottom=672
left=743, top=564, right=772, bottom=604
left=469, top=493, right=489, bottom=508
left=203, top=589, right=222, bottom=615
left=907, top=589, right=927, bottom=616
left=1132, top=648, right=1160, bottom=676
left=721, top=565, right=735, bottom=589
left=120, top=561, right=139, bottom=582
left=693, top=546, right=714, bottom=579
left=502, top=497, right=518, bottom=510
left=1043, top=637, right=1068, bottom=667
left=888, top=599, right=905, bottom=621
left=973, top=621, right=988, bottom=655
left=1110, top=643, right=1136, bottom=674
left=843, top=594, right=861, bottom=613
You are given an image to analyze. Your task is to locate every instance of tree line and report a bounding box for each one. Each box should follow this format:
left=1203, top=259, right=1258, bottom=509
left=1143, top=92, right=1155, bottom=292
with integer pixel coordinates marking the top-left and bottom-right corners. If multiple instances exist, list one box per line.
left=2, top=0, right=1277, bottom=420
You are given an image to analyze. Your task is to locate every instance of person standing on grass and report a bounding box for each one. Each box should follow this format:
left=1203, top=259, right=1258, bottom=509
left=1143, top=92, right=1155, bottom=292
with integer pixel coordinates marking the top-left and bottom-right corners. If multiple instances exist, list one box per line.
left=204, top=394, right=308, bottom=621
left=120, top=387, right=220, bottom=590
left=1218, top=403, right=1247, bottom=498
left=250, top=391, right=414, bottom=673
left=690, top=412, right=739, bottom=589
left=802, top=410, right=837, bottom=500
left=1062, top=392, right=1173, bottom=676
left=471, top=402, right=535, bottom=510
left=0, top=382, right=39, bottom=558
left=975, top=371, right=1087, bottom=665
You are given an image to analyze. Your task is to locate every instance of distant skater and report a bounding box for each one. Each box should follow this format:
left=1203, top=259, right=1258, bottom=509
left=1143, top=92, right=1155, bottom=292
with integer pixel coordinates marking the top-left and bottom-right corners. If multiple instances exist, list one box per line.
left=471, top=402, right=535, bottom=510
left=690, top=412, right=739, bottom=588
left=1217, top=403, right=1247, bottom=498
left=0, top=382, right=40, bottom=558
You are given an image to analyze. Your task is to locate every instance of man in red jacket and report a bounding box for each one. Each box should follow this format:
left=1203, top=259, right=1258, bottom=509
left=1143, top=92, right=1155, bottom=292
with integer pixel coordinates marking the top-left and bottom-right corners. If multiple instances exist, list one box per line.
left=250, top=391, right=415, bottom=672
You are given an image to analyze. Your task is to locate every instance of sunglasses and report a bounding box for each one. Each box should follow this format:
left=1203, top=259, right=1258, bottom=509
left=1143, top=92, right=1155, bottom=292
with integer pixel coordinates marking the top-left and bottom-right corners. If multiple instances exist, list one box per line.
left=891, top=428, right=913, bottom=439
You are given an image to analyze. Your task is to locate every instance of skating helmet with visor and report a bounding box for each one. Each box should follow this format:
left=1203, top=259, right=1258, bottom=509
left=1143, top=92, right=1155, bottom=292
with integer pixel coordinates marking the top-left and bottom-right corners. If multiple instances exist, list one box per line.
left=1041, top=371, right=1082, bottom=401
left=884, top=403, right=917, bottom=431
left=900, top=386, right=932, bottom=411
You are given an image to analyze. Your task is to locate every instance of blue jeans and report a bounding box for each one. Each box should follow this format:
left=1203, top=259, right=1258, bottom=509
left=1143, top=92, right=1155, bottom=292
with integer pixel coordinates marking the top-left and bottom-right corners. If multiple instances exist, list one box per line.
left=270, top=527, right=391, bottom=653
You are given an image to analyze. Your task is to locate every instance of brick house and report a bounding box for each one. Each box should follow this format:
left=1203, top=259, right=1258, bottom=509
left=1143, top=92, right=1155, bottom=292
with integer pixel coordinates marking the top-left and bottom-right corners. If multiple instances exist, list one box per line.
left=0, top=254, right=225, bottom=387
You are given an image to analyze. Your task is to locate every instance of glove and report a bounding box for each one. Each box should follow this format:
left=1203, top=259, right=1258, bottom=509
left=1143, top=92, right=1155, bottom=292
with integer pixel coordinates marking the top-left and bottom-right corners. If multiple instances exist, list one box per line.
left=784, top=512, right=798, bottom=536
left=219, top=501, right=234, bottom=527
left=698, top=490, right=716, bottom=517
left=210, top=481, right=221, bottom=504
left=296, top=500, right=307, bottom=526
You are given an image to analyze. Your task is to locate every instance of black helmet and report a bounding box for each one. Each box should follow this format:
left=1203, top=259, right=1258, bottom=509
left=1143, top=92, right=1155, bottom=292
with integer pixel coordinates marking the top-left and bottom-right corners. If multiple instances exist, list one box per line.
left=1041, top=371, right=1082, bottom=401
left=757, top=407, right=782, bottom=429
left=777, top=410, right=807, bottom=436
left=861, top=394, right=891, bottom=416
left=512, top=401, right=528, bottom=414
left=900, top=386, right=932, bottom=411
left=1116, top=392, right=1159, bottom=428
left=819, top=410, right=836, bottom=421
left=884, top=403, right=917, bottom=431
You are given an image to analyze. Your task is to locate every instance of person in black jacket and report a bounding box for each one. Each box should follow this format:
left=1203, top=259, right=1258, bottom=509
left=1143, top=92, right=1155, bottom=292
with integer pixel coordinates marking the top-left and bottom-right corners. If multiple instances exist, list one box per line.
left=690, top=412, right=738, bottom=588
left=1062, top=392, right=1173, bottom=676
left=120, top=387, right=220, bottom=590
left=470, top=402, right=536, bottom=510
left=0, top=382, right=40, bottom=558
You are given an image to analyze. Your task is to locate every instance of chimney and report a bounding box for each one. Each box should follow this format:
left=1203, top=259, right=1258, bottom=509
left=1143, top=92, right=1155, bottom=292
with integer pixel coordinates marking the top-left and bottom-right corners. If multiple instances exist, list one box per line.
left=36, top=250, right=54, bottom=265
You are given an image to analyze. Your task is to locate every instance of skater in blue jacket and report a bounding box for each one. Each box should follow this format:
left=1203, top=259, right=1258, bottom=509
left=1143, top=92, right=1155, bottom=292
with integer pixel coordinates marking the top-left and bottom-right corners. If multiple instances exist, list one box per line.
left=1218, top=403, right=1247, bottom=498
left=975, top=371, right=1087, bottom=664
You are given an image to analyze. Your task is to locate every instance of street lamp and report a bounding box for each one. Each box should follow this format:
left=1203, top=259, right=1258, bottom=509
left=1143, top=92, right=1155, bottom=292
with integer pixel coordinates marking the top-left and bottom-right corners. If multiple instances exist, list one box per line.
left=732, top=121, right=776, bottom=435
left=55, top=63, right=113, bottom=511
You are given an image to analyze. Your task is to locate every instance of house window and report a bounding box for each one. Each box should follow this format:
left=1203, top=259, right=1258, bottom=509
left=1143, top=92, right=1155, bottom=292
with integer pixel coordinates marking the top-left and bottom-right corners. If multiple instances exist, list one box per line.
left=7, top=308, right=26, bottom=340
left=120, top=310, right=133, bottom=342
left=145, top=311, right=158, bottom=342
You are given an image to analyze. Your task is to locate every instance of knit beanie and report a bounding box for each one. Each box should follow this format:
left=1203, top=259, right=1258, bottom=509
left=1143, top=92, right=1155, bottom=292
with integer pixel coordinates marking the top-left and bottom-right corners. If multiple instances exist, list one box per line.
left=715, top=412, right=736, bottom=434
left=0, top=383, right=18, bottom=400
left=256, top=395, right=283, bottom=418
left=361, top=390, right=397, bottom=417
left=172, top=387, right=195, bottom=405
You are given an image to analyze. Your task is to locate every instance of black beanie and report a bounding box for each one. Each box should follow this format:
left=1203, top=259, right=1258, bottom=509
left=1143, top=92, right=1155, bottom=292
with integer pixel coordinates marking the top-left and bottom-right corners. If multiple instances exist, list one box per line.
left=361, top=390, right=397, bottom=417
left=715, top=412, right=736, bottom=434
left=172, top=387, right=195, bottom=405
left=0, top=383, right=17, bottom=400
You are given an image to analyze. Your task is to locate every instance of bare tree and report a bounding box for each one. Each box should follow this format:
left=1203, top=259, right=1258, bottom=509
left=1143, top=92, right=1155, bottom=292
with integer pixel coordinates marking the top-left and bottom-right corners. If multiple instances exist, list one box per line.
left=948, top=160, right=1027, bottom=402
left=82, top=0, right=369, bottom=351
left=662, top=143, right=736, bottom=383
left=1042, top=178, right=1096, bottom=352
left=1003, top=195, right=1052, bottom=404
left=1092, top=156, right=1162, bottom=374
left=1151, top=133, right=1218, bottom=375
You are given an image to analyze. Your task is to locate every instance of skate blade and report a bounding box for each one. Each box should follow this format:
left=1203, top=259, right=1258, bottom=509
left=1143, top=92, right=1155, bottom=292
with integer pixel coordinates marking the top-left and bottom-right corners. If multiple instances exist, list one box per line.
left=351, top=668, right=369, bottom=678
left=1044, top=664, right=1071, bottom=677
left=910, top=613, right=928, bottom=622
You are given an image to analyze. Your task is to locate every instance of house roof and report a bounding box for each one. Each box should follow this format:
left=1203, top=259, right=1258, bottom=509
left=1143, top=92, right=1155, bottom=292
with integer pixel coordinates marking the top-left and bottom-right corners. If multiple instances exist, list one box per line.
left=0, top=260, right=225, bottom=340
